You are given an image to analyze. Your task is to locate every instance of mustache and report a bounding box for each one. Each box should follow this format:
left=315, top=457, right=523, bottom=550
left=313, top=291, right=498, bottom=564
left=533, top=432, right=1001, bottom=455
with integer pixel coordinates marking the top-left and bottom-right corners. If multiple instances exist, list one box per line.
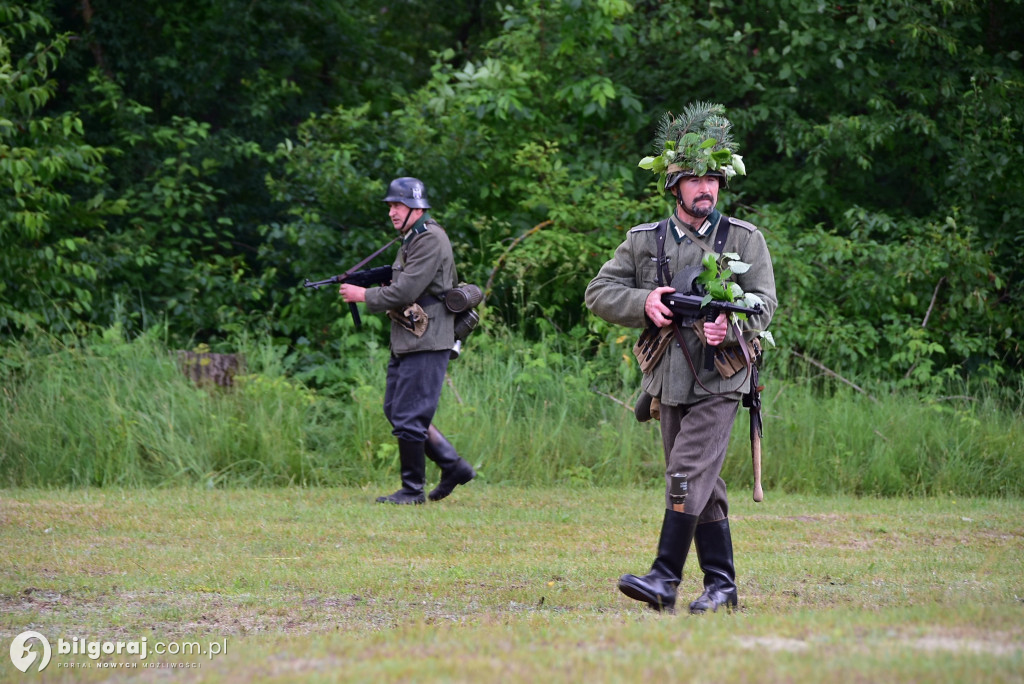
left=694, top=194, right=714, bottom=203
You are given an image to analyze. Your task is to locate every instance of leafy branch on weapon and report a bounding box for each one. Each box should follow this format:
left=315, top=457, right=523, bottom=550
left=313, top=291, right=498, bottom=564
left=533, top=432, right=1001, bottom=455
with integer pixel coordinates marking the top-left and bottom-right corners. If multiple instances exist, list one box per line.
left=697, top=251, right=775, bottom=347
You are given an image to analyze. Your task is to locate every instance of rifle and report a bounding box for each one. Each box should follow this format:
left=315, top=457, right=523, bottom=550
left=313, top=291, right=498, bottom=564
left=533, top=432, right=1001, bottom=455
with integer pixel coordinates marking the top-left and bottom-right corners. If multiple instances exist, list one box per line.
left=303, top=236, right=399, bottom=328
left=663, top=266, right=763, bottom=371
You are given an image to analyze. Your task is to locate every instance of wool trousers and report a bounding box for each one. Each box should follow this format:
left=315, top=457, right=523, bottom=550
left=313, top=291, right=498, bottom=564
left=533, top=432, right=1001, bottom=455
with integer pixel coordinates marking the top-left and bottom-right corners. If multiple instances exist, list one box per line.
left=658, top=395, right=739, bottom=521
left=383, top=349, right=450, bottom=442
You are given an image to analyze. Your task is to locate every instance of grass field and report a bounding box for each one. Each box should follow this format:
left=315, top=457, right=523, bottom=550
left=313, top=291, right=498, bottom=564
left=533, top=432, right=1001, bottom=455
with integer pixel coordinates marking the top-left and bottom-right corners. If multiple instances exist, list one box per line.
left=1, top=486, right=1022, bottom=683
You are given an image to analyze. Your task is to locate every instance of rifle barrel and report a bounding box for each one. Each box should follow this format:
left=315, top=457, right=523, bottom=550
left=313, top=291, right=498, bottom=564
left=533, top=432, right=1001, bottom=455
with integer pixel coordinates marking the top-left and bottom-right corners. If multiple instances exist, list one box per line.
left=303, top=276, right=338, bottom=289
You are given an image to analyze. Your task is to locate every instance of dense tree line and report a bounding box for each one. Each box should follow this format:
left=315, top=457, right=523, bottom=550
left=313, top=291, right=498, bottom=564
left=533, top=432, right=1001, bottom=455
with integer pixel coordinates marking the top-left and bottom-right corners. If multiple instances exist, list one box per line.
left=2, top=0, right=1022, bottom=392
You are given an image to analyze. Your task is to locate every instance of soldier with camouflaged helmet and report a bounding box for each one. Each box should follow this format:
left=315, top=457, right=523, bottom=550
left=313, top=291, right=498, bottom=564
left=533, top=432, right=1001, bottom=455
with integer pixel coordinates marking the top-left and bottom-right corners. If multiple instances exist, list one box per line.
left=585, top=103, right=777, bottom=614
left=341, top=177, right=476, bottom=505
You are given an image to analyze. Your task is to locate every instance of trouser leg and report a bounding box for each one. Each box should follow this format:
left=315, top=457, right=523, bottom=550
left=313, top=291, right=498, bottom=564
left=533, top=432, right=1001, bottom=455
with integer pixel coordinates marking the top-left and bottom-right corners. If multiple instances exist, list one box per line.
left=377, top=351, right=448, bottom=504
left=383, top=350, right=450, bottom=443
left=656, top=397, right=739, bottom=612
left=658, top=396, right=739, bottom=514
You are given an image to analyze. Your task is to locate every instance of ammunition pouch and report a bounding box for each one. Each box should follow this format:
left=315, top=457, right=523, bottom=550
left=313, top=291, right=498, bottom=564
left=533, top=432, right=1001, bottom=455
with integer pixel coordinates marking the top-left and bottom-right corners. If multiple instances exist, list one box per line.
left=693, top=324, right=762, bottom=379
left=712, top=338, right=761, bottom=379
left=633, top=325, right=673, bottom=373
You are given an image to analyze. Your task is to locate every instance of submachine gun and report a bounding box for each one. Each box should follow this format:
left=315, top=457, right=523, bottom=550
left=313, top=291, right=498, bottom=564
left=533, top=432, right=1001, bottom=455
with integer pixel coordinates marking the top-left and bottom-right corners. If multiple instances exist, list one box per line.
left=663, top=265, right=763, bottom=371
left=303, top=236, right=399, bottom=328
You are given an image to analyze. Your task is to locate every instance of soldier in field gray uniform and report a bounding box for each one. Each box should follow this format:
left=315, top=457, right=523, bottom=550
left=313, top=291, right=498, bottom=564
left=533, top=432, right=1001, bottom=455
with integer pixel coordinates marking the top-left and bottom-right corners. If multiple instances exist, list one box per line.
left=586, top=103, right=777, bottom=613
left=341, top=177, right=475, bottom=504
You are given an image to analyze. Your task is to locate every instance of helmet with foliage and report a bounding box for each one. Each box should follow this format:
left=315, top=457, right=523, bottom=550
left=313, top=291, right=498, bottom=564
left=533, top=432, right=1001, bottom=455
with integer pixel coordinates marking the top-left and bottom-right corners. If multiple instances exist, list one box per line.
left=638, top=101, right=747, bottom=190
left=382, top=177, right=431, bottom=209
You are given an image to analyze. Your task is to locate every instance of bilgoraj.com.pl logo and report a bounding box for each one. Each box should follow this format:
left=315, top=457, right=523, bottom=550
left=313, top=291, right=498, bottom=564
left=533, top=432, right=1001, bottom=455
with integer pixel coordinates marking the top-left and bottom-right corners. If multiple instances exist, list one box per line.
left=8, top=630, right=227, bottom=673
left=9, top=631, right=51, bottom=673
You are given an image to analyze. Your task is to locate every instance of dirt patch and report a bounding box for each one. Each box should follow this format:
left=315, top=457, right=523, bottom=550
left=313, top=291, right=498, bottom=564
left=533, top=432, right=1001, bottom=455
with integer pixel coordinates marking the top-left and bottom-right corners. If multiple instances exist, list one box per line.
left=735, top=633, right=1024, bottom=657
left=735, top=636, right=810, bottom=652
left=907, top=635, right=1022, bottom=656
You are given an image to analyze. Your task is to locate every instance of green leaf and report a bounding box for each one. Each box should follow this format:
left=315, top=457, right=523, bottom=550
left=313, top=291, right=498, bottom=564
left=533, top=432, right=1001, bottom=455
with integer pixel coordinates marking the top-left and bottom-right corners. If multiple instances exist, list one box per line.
left=728, top=260, right=751, bottom=275
left=742, top=292, right=765, bottom=308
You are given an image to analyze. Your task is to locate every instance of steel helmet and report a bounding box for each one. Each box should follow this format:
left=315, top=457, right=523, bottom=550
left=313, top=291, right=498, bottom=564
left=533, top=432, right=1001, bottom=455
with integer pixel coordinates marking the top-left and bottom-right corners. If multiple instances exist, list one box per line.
left=665, top=168, right=726, bottom=190
left=382, top=177, right=431, bottom=209
left=637, top=101, right=746, bottom=191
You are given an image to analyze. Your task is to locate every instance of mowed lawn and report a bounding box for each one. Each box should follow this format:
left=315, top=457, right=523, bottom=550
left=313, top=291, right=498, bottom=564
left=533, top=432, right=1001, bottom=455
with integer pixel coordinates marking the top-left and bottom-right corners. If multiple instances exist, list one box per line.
left=1, top=486, right=1022, bottom=683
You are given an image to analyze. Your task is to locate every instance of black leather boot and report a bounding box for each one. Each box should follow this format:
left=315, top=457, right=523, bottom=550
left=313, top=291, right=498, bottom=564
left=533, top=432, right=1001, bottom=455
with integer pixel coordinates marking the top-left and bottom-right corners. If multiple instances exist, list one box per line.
left=689, top=518, right=738, bottom=614
left=376, top=439, right=426, bottom=505
left=618, top=509, right=698, bottom=612
left=424, top=425, right=476, bottom=501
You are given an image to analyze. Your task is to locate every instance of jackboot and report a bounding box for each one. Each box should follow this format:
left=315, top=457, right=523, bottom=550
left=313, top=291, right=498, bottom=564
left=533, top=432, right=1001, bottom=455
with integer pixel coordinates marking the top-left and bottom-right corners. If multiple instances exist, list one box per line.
left=617, top=509, right=698, bottom=612
left=424, top=425, right=476, bottom=501
left=376, top=439, right=426, bottom=505
left=688, top=518, right=739, bottom=614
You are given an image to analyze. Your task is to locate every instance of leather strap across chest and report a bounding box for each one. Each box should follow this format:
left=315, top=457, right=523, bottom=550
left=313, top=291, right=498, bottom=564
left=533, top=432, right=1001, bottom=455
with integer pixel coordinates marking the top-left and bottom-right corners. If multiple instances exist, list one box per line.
left=655, top=214, right=732, bottom=287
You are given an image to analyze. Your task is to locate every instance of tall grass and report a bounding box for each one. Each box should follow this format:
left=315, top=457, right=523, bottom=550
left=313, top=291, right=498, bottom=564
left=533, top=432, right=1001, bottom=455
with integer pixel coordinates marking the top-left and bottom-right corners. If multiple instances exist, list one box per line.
left=427, top=330, right=664, bottom=487
left=0, top=326, right=371, bottom=487
left=723, top=375, right=1024, bottom=497
left=1, top=325, right=1022, bottom=495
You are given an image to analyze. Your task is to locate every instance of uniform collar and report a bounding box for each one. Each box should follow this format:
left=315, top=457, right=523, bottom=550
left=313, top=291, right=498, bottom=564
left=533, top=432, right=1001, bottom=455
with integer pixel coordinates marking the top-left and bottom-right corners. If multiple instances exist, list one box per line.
left=669, top=209, right=720, bottom=244
left=402, top=212, right=431, bottom=243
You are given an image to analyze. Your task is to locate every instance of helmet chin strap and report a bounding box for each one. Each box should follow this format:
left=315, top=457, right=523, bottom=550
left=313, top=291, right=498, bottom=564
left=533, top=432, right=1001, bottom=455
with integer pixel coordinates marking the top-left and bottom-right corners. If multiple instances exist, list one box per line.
left=398, top=205, right=414, bottom=234
left=673, top=187, right=687, bottom=214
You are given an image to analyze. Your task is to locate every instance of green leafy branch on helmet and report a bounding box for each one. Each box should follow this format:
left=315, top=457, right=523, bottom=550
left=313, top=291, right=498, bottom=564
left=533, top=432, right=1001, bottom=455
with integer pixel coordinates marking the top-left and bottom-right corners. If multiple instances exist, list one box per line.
left=638, top=101, right=747, bottom=184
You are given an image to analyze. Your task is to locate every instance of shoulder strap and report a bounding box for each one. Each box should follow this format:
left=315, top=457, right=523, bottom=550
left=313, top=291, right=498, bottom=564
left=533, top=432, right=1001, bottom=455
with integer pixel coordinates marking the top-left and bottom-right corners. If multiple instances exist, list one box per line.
left=674, top=214, right=732, bottom=255
left=655, top=219, right=671, bottom=286
left=712, top=215, right=731, bottom=254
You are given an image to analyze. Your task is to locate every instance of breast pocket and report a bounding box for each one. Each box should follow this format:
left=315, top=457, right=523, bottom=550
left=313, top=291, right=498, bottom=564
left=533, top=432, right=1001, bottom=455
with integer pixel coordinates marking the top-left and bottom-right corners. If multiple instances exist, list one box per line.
left=638, top=261, right=662, bottom=289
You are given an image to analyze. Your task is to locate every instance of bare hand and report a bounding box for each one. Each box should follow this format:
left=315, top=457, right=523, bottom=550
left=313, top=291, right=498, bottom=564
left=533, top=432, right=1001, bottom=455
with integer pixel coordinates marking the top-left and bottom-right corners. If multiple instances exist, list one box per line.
left=645, top=286, right=676, bottom=327
left=339, top=284, right=366, bottom=303
left=703, top=312, right=728, bottom=346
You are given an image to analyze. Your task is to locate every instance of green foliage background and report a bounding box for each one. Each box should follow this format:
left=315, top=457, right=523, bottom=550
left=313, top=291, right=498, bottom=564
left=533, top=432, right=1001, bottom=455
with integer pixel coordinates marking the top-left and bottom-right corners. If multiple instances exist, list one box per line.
left=2, top=0, right=1023, bottom=397
left=3, top=328, right=1022, bottom=494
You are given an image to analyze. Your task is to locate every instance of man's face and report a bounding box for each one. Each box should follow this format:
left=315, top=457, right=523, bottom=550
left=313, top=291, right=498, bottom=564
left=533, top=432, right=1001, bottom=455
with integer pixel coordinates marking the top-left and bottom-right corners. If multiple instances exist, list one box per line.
left=674, top=175, right=720, bottom=220
left=388, top=202, right=418, bottom=232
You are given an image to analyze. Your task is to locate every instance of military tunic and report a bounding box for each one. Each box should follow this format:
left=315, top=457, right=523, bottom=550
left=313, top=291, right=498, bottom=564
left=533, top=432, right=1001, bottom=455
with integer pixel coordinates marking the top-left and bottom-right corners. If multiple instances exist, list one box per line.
left=363, top=213, right=458, bottom=443
left=586, top=210, right=777, bottom=518
left=585, top=211, right=777, bottom=406
left=364, top=214, right=457, bottom=355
